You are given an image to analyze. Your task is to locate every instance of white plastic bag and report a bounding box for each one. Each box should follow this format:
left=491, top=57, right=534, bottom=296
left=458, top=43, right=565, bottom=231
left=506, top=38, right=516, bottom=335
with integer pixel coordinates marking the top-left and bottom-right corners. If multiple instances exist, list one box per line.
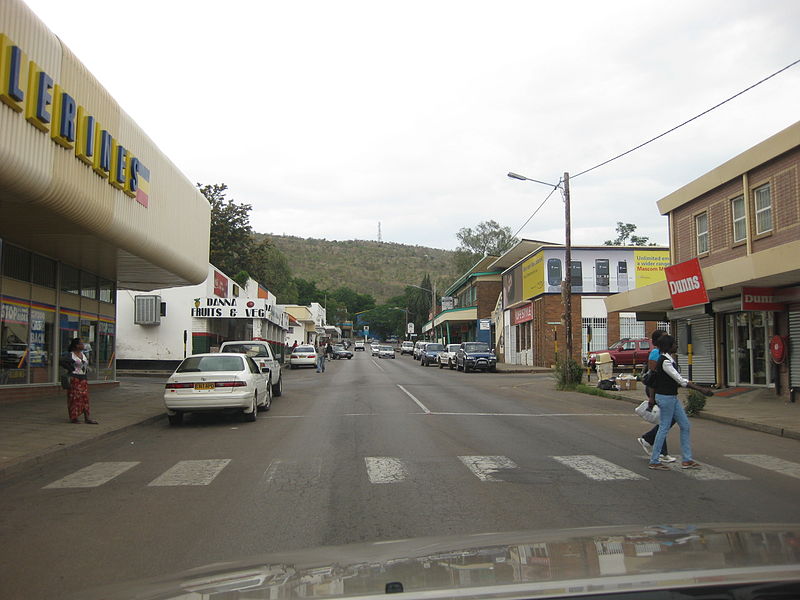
left=635, top=400, right=660, bottom=424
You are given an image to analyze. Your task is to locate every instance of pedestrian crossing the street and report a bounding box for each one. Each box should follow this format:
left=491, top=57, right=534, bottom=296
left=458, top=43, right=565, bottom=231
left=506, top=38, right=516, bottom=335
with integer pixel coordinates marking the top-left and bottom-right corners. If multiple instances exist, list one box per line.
left=40, top=453, right=800, bottom=490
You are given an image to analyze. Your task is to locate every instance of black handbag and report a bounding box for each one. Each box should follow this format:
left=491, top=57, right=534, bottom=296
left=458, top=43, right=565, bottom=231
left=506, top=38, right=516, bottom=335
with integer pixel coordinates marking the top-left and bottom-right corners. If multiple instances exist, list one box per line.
left=641, top=369, right=657, bottom=387
left=60, top=373, right=71, bottom=390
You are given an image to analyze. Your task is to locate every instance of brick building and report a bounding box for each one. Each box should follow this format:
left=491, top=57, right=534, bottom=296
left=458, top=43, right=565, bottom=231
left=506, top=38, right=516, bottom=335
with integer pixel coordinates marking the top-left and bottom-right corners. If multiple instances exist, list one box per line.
left=607, top=120, right=800, bottom=397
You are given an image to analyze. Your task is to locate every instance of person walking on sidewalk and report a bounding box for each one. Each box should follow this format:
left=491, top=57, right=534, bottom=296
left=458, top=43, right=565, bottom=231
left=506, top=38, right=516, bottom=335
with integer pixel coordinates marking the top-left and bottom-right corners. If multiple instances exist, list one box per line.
left=59, top=338, right=98, bottom=424
left=637, top=329, right=677, bottom=463
left=648, top=334, right=712, bottom=471
left=316, top=342, right=326, bottom=373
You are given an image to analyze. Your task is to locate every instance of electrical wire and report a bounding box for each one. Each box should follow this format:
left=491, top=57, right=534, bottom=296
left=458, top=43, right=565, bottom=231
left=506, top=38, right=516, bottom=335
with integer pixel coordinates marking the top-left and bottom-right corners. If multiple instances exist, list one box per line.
left=512, top=179, right=563, bottom=239
left=571, top=57, right=800, bottom=179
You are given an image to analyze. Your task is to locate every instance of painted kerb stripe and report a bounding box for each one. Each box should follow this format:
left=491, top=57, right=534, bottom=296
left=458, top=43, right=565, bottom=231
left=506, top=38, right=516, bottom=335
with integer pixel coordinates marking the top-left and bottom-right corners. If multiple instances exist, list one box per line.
left=553, top=455, right=646, bottom=481
left=148, top=459, right=231, bottom=486
left=44, top=462, right=140, bottom=488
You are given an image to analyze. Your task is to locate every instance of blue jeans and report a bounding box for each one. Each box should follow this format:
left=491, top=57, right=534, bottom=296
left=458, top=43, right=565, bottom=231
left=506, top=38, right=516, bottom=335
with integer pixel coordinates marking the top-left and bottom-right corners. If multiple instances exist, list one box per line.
left=316, top=354, right=325, bottom=372
left=651, top=394, right=692, bottom=464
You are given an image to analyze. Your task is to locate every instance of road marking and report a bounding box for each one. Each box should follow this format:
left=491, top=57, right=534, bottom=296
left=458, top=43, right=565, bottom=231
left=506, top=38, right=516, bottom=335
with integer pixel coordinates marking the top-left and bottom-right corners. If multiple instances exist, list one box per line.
left=148, top=459, right=231, bottom=487
left=371, top=359, right=385, bottom=371
left=364, top=457, right=409, bottom=484
left=671, top=457, right=748, bottom=481
left=459, top=455, right=518, bottom=481
left=726, top=455, right=800, bottom=479
left=429, top=412, right=631, bottom=417
left=552, top=455, right=646, bottom=481
left=43, top=461, right=140, bottom=489
left=397, top=385, right=431, bottom=414
left=263, top=458, right=323, bottom=486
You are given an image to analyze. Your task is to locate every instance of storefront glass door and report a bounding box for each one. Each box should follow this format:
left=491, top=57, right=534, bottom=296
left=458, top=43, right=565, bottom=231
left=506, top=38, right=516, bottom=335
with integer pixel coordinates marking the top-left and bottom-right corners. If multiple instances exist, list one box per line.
left=725, top=311, right=771, bottom=386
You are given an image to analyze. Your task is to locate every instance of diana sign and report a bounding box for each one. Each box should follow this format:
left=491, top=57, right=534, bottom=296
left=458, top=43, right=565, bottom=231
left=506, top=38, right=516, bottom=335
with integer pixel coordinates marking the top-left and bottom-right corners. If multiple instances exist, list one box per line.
left=191, top=297, right=269, bottom=319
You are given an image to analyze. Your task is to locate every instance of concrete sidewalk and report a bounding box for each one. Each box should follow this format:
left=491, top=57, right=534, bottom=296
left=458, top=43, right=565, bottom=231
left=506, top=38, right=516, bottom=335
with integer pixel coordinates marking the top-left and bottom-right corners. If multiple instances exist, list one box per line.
left=0, top=377, right=167, bottom=479
left=495, top=364, right=552, bottom=374
left=584, top=379, right=800, bottom=440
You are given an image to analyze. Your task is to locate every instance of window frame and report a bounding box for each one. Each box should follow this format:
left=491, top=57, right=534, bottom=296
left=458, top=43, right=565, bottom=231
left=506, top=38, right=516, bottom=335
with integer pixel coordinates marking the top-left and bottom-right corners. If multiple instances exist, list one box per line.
left=730, top=195, right=747, bottom=245
left=695, top=212, right=709, bottom=255
left=753, top=183, right=773, bottom=236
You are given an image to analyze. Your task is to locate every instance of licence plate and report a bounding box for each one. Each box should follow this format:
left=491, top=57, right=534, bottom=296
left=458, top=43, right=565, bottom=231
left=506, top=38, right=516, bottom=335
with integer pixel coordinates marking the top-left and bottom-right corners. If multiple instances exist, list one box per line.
left=194, top=383, right=214, bottom=390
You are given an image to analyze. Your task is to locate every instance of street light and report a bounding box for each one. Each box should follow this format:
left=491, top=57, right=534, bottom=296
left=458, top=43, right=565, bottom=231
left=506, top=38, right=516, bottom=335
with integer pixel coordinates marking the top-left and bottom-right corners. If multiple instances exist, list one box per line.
left=507, top=170, right=573, bottom=368
left=405, top=282, right=437, bottom=340
left=390, top=307, right=410, bottom=338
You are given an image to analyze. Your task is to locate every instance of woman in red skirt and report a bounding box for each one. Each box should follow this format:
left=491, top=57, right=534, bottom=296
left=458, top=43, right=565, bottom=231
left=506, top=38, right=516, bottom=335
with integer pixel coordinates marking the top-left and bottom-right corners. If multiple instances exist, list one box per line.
left=61, top=338, right=98, bottom=424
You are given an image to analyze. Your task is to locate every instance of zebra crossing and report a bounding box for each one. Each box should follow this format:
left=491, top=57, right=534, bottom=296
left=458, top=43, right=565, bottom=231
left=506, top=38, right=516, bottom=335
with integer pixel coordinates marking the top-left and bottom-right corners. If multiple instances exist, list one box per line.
left=39, top=453, right=800, bottom=490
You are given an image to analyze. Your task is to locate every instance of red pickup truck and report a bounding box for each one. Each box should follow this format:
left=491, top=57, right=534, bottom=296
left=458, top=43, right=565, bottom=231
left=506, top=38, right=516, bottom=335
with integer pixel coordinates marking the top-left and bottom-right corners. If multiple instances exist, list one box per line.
left=587, top=338, right=653, bottom=369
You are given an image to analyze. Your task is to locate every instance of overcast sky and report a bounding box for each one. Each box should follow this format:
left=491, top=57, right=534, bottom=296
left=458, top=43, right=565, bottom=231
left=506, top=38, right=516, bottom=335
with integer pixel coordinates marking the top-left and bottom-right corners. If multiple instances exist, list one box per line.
left=23, top=0, right=800, bottom=250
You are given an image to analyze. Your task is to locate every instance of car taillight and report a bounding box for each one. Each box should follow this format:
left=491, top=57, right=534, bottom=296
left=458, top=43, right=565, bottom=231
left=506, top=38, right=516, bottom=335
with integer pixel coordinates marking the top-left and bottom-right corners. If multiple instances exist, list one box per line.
left=215, top=381, right=247, bottom=387
left=291, top=354, right=298, bottom=358
left=165, top=382, right=194, bottom=389
left=308, top=354, right=316, bottom=359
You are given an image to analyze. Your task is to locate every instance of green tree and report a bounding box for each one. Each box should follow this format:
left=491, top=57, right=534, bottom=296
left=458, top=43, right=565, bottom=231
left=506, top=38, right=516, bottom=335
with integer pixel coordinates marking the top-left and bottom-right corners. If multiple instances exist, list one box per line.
left=198, top=183, right=254, bottom=277
left=294, top=278, right=324, bottom=305
left=456, top=220, right=518, bottom=258
left=603, top=222, right=658, bottom=246
left=249, top=239, right=295, bottom=301
left=360, top=305, right=405, bottom=339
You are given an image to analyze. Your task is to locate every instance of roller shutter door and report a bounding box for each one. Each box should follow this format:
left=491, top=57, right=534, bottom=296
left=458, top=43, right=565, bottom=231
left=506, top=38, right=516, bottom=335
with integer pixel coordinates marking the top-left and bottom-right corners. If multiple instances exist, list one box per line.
left=790, top=312, right=800, bottom=388
left=675, top=316, right=716, bottom=384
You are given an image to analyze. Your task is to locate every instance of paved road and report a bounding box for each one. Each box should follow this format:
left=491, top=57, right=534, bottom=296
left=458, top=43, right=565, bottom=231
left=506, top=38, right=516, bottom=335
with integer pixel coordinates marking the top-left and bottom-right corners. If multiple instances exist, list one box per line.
left=2, top=349, right=799, bottom=599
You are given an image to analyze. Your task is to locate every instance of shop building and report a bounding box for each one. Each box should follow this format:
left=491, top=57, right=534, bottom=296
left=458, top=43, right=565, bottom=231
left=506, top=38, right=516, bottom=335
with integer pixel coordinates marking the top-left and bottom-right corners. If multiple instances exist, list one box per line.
left=422, top=256, right=502, bottom=345
left=0, top=1, right=209, bottom=395
left=281, top=303, right=327, bottom=346
left=116, top=265, right=288, bottom=371
left=499, top=243, right=670, bottom=367
left=606, top=120, right=800, bottom=397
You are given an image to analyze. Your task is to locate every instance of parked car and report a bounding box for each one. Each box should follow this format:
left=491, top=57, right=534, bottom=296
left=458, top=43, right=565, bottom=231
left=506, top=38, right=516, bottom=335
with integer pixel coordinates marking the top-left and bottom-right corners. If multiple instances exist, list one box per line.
left=413, top=341, right=427, bottom=360
left=587, top=338, right=652, bottom=369
left=289, top=345, right=317, bottom=368
left=164, top=353, right=270, bottom=425
left=354, top=341, right=365, bottom=351
left=371, top=344, right=382, bottom=357
left=420, top=343, right=445, bottom=367
left=455, top=342, right=497, bottom=372
left=333, top=345, right=353, bottom=359
left=378, top=346, right=396, bottom=359
left=400, top=341, right=414, bottom=355
left=437, top=343, right=461, bottom=369
left=220, top=340, right=283, bottom=397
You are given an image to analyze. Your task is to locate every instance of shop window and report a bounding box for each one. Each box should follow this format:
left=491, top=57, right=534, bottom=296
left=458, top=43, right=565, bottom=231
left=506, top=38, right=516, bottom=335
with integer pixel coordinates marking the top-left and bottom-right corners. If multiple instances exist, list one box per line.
left=2, top=244, right=31, bottom=282
left=695, top=212, right=708, bottom=254
left=754, top=184, right=772, bottom=234
left=29, top=307, right=55, bottom=383
left=1, top=299, right=30, bottom=385
left=99, top=279, right=115, bottom=304
left=97, top=321, right=115, bottom=381
left=31, top=254, right=57, bottom=288
left=60, top=264, right=81, bottom=296
left=59, top=311, right=80, bottom=356
left=81, top=319, right=98, bottom=378
left=81, top=271, right=98, bottom=299
left=731, top=196, right=746, bottom=243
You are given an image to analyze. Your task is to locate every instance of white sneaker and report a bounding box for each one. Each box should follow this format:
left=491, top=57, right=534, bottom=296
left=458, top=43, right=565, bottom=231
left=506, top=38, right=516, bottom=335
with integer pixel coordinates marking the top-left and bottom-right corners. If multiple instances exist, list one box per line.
left=637, top=438, right=652, bottom=456
left=660, top=454, right=677, bottom=463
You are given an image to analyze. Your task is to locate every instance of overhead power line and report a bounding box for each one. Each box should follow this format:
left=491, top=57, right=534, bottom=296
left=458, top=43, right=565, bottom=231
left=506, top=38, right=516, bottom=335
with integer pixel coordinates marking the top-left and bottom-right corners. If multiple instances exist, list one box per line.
left=572, top=57, right=800, bottom=179
left=512, top=179, right=563, bottom=239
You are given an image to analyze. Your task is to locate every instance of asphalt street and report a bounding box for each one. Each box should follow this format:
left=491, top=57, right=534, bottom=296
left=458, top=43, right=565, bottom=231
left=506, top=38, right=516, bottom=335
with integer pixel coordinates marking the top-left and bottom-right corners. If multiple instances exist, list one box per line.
left=2, top=349, right=799, bottom=599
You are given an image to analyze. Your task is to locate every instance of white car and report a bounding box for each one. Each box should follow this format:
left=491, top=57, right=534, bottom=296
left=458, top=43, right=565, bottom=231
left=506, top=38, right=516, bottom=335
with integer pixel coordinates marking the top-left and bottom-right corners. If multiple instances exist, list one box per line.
left=378, top=346, right=396, bottom=359
left=289, top=345, right=317, bottom=368
left=354, top=341, right=365, bottom=351
left=220, top=340, right=283, bottom=397
left=438, top=343, right=461, bottom=369
left=371, top=344, right=381, bottom=357
left=164, top=353, right=270, bottom=425
left=400, top=341, right=414, bottom=355
left=413, top=341, right=427, bottom=360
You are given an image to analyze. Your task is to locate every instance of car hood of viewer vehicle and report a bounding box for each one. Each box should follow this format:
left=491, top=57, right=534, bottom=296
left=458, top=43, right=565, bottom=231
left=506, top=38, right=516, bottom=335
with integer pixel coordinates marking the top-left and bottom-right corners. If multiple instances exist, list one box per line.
left=76, top=523, right=800, bottom=600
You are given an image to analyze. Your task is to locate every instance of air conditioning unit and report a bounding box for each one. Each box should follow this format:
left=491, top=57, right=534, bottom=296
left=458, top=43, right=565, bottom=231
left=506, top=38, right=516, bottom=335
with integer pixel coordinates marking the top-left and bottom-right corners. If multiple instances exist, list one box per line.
left=134, top=295, right=162, bottom=325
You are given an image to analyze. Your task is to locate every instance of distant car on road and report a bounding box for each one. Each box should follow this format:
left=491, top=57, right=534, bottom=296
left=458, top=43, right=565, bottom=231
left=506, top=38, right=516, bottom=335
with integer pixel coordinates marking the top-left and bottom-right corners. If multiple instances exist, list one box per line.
left=420, top=343, right=445, bottom=367
left=400, top=341, right=414, bottom=355
left=378, top=346, right=396, bottom=359
left=371, top=344, right=381, bottom=357
left=354, top=341, right=365, bottom=351
left=220, top=340, right=283, bottom=397
left=164, top=353, right=271, bottom=425
left=413, top=341, right=427, bottom=360
left=437, top=343, right=461, bottom=369
left=587, top=338, right=652, bottom=370
left=333, top=345, right=353, bottom=359
left=289, top=345, right=317, bottom=368
left=455, top=342, right=497, bottom=373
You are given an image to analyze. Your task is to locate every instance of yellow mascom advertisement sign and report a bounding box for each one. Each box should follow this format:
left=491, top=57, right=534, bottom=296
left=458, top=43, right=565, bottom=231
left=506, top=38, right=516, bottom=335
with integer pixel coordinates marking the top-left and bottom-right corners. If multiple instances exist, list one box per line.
left=634, top=249, right=671, bottom=287
left=522, top=253, right=545, bottom=299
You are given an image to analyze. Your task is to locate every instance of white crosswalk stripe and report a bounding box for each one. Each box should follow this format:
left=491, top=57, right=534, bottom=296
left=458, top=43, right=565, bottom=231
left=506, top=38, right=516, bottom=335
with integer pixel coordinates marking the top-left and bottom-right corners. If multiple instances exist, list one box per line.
left=43, top=462, right=140, bottom=489
left=148, top=459, right=231, bottom=487
left=672, top=458, right=748, bottom=481
left=553, top=455, right=646, bottom=481
left=458, top=455, right=518, bottom=481
left=364, top=457, right=409, bottom=484
left=725, top=455, right=800, bottom=479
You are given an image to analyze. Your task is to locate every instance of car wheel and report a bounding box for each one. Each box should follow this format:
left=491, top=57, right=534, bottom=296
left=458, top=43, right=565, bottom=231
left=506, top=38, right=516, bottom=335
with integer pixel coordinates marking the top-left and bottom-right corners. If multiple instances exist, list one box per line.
left=290, top=364, right=296, bottom=369
left=263, top=386, right=272, bottom=411
left=488, top=366, right=497, bottom=373
left=168, top=412, right=183, bottom=426
left=348, top=356, right=352, bottom=359
left=438, top=361, right=443, bottom=369
left=244, top=395, right=258, bottom=422
left=463, top=364, right=471, bottom=373
left=449, top=360, right=454, bottom=370
left=272, top=376, right=283, bottom=397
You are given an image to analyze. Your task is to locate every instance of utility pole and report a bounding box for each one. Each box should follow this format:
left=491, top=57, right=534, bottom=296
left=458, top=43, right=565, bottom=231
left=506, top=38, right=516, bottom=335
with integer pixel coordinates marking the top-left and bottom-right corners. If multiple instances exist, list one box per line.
left=563, top=172, right=574, bottom=370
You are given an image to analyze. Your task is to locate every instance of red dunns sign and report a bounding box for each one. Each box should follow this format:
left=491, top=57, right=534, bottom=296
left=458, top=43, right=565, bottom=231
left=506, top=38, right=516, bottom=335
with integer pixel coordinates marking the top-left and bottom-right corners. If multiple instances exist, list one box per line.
left=741, top=287, right=783, bottom=311
left=665, top=258, right=708, bottom=309
left=512, top=303, right=533, bottom=325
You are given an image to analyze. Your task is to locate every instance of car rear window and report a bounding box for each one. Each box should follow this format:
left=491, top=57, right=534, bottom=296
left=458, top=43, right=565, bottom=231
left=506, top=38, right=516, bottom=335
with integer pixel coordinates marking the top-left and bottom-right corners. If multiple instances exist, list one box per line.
left=295, top=346, right=315, bottom=352
left=177, top=356, right=244, bottom=372
left=221, top=343, right=269, bottom=357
